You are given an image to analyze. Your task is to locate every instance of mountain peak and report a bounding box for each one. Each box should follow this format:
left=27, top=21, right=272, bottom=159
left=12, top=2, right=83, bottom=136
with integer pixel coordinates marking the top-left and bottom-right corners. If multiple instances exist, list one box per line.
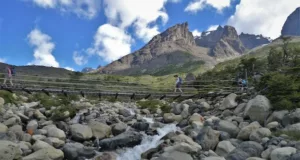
left=148, top=22, right=195, bottom=46
left=281, top=7, right=300, bottom=36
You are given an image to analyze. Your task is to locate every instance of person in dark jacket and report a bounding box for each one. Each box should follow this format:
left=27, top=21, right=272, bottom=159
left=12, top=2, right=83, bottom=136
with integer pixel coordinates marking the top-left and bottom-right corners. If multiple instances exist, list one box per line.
left=174, top=75, right=183, bottom=93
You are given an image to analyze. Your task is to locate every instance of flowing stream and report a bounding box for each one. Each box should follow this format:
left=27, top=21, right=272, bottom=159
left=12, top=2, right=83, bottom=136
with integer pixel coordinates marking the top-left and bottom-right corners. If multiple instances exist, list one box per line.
left=116, top=118, right=178, bottom=160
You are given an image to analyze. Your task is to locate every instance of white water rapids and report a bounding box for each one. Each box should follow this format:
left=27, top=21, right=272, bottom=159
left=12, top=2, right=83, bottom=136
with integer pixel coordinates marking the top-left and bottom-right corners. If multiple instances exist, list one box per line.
left=116, top=118, right=178, bottom=160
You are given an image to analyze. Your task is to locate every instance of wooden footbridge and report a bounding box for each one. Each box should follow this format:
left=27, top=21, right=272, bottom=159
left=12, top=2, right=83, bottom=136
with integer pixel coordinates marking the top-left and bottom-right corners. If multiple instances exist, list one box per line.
left=0, top=73, right=250, bottom=100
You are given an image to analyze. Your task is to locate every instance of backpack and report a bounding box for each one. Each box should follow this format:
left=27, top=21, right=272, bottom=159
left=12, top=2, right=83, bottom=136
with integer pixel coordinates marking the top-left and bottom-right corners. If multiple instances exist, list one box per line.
left=178, top=77, right=183, bottom=84
left=242, top=79, right=247, bottom=85
left=11, top=67, right=16, bottom=76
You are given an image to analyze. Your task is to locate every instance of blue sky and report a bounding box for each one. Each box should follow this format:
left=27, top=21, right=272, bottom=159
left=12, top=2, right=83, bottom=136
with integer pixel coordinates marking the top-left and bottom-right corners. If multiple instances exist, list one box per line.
left=0, top=0, right=299, bottom=71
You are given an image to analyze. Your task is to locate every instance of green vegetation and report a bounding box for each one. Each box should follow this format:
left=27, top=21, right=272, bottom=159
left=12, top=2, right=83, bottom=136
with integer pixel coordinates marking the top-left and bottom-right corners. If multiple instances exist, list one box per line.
left=0, top=90, right=16, bottom=104
left=274, top=130, right=300, bottom=140
left=51, top=105, right=77, bottom=121
left=136, top=99, right=171, bottom=113
left=152, top=61, right=205, bottom=76
left=28, top=93, right=79, bottom=109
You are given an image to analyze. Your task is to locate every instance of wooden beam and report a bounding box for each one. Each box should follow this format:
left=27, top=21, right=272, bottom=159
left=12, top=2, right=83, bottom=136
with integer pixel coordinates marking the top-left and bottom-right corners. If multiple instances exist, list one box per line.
left=173, top=94, right=181, bottom=100
left=98, top=93, right=102, bottom=100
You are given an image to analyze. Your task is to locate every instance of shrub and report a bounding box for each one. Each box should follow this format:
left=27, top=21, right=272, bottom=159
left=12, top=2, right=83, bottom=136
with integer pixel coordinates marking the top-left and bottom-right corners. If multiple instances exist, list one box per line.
left=136, top=99, right=171, bottom=113
left=274, top=130, right=300, bottom=140
left=0, top=90, right=16, bottom=104
left=51, top=105, right=77, bottom=121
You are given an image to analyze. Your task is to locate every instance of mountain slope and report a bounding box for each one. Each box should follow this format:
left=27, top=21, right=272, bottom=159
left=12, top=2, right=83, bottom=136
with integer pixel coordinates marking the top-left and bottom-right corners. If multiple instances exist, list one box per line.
left=98, top=22, right=216, bottom=75
left=239, top=33, right=271, bottom=49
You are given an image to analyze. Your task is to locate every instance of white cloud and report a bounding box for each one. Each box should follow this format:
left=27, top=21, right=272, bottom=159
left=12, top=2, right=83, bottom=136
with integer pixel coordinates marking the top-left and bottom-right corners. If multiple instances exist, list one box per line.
left=207, top=25, right=219, bottom=31
left=103, top=0, right=177, bottom=42
left=228, top=0, right=300, bottom=39
left=0, top=58, right=6, bottom=63
left=27, top=0, right=100, bottom=19
left=87, top=24, right=132, bottom=62
left=27, top=28, right=59, bottom=67
left=64, top=66, right=74, bottom=71
left=192, top=29, right=202, bottom=37
left=185, top=0, right=232, bottom=13
left=73, top=51, right=88, bottom=65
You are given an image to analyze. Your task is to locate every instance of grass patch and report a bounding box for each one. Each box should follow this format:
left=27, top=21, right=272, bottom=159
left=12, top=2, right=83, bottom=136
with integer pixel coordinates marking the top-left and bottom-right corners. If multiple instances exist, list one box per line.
left=28, top=93, right=79, bottom=109
left=273, top=130, right=300, bottom=140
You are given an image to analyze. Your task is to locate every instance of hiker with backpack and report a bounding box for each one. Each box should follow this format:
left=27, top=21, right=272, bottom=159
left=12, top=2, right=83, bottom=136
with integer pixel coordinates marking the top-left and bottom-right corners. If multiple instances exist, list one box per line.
left=174, top=75, right=183, bottom=93
left=2, top=65, right=14, bottom=87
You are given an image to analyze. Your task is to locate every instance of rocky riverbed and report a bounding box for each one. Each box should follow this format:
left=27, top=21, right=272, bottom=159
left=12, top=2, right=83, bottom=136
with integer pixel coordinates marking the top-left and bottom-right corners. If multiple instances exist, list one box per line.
left=0, top=93, right=300, bottom=160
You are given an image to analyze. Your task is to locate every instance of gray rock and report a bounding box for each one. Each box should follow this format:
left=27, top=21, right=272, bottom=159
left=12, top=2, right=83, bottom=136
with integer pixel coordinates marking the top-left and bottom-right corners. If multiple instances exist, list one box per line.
left=94, top=152, right=117, bottom=160
left=18, top=141, right=32, bottom=156
left=27, top=120, right=38, bottom=131
left=219, top=131, right=231, bottom=141
left=282, top=110, right=300, bottom=127
left=0, top=123, right=8, bottom=133
left=47, top=127, right=66, bottom=140
left=0, top=97, right=4, bottom=105
left=164, top=142, right=200, bottom=153
left=267, top=110, right=289, bottom=124
left=34, top=109, right=47, bottom=120
left=270, top=147, right=296, bottom=160
left=261, top=146, right=279, bottom=159
left=32, top=140, right=52, bottom=151
left=249, top=128, right=271, bottom=143
left=164, top=113, right=183, bottom=123
left=118, top=108, right=132, bottom=117
left=222, top=110, right=234, bottom=117
left=203, top=157, right=225, bottom=160
left=3, top=117, right=19, bottom=127
left=195, top=127, right=220, bottom=151
left=173, top=103, right=183, bottom=115
left=70, top=124, right=93, bottom=141
left=226, top=141, right=264, bottom=160
left=0, top=140, right=22, bottom=160
left=170, top=134, right=202, bottom=151
left=46, top=137, right=65, bottom=148
left=216, top=120, right=240, bottom=138
left=23, top=147, right=64, bottom=160
left=237, top=121, right=261, bottom=140
left=8, top=125, right=24, bottom=141
left=112, top=122, right=127, bottom=136
left=88, top=120, right=111, bottom=139
left=267, top=121, right=280, bottom=129
left=62, top=143, right=84, bottom=160
left=283, top=123, right=300, bottom=132
left=244, top=95, right=271, bottom=125
left=189, top=113, right=203, bottom=123
left=220, top=93, right=237, bottom=110
left=132, top=122, right=149, bottom=131
left=246, top=158, right=265, bottom=160
left=234, top=103, right=247, bottom=115
left=239, top=122, right=250, bottom=129
left=181, top=104, right=190, bottom=118
left=98, top=131, right=143, bottom=150
left=156, top=151, right=193, bottom=160
left=289, top=152, right=300, bottom=160
left=215, top=140, right=236, bottom=157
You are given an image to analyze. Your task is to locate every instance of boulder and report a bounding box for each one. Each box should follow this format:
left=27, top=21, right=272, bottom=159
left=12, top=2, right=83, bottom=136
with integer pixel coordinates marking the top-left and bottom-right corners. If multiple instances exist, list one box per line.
left=283, top=123, right=300, bottom=132
left=23, top=147, right=64, bottom=160
left=118, top=108, right=132, bottom=117
left=244, top=95, right=271, bottom=125
left=220, top=93, right=237, bottom=110
left=8, top=125, right=24, bottom=141
left=270, top=147, right=296, bottom=160
left=132, top=122, right=149, bottom=131
left=0, top=140, right=22, bottom=160
left=216, top=120, right=240, bottom=138
left=32, top=140, right=52, bottom=151
left=18, top=141, right=32, bottom=156
left=261, top=146, right=279, bottom=159
left=215, top=140, right=236, bottom=157
left=226, top=141, right=263, bottom=160
left=181, top=104, right=190, bottom=118
left=266, top=110, right=289, bottom=124
left=164, top=142, right=200, bottom=153
left=189, top=113, right=203, bottom=123
left=88, top=121, right=111, bottom=139
left=249, top=128, right=271, bottom=143
left=98, top=131, right=143, bottom=150
left=46, top=137, right=65, bottom=148
left=0, top=97, right=4, bottom=105
left=47, top=127, right=66, bottom=140
left=237, top=122, right=261, bottom=140
left=267, top=122, right=279, bottom=130
left=170, top=134, right=202, bottom=151
left=111, top=122, right=127, bottom=136
left=282, top=109, right=300, bottom=127
left=34, top=109, right=47, bottom=120
left=70, top=124, right=93, bottom=141
left=234, top=103, right=247, bottom=115
left=94, top=152, right=117, bottom=160
left=156, top=151, right=193, bottom=160
left=62, top=143, right=84, bottom=160
left=27, top=120, right=38, bottom=132
left=195, top=127, right=220, bottom=151
left=163, top=113, right=183, bottom=123
left=203, top=157, right=226, bottom=160
left=0, top=123, right=8, bottom=133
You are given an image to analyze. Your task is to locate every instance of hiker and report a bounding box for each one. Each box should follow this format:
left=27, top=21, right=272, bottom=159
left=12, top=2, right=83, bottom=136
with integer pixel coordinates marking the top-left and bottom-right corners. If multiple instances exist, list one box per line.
left=241, top=79, right=247, bottom=91
left=3, top=65, right=14, bottom=87
left=174, top=75, right=183, bottom=93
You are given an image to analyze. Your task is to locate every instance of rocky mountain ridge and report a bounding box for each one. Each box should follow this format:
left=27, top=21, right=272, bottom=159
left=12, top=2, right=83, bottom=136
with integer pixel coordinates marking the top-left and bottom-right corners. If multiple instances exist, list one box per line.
left=98, top=23, right=272, bottom=75
left=98, top=22, right=216, bottom=75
